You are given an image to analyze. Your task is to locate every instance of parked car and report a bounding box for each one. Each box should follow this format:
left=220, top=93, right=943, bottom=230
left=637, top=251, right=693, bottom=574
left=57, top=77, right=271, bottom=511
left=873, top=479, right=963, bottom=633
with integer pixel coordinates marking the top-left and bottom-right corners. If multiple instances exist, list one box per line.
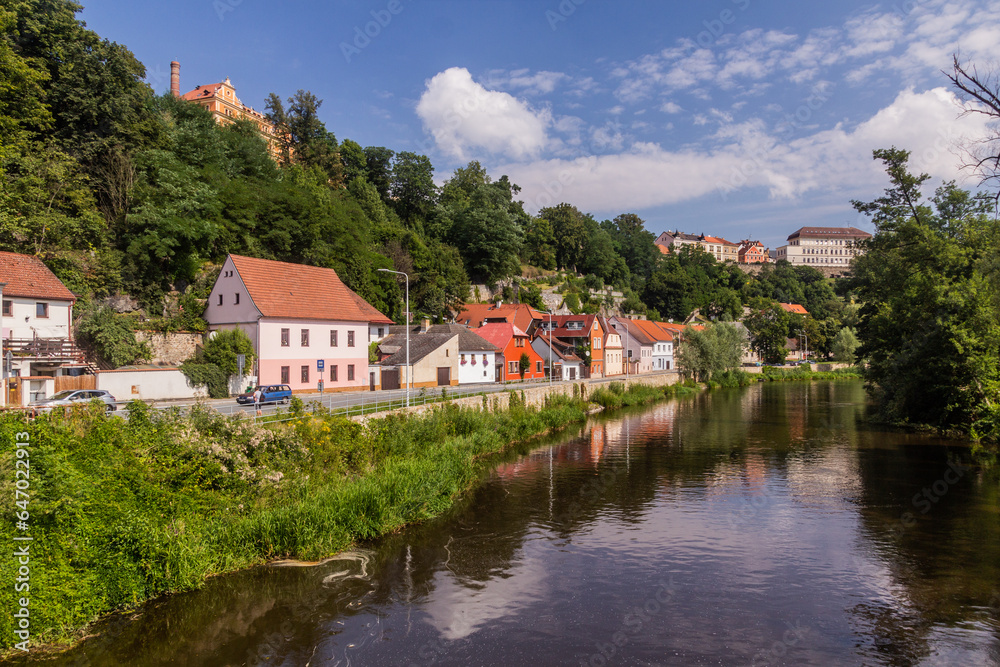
left=236, top=385, right=292, bottom=405
left=29, top=389, right=117, bottom=414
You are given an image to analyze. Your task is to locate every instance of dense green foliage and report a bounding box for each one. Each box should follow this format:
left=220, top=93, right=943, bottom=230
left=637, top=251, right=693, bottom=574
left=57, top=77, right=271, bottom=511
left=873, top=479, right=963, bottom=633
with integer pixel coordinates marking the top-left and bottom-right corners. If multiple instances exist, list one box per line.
left=676, top=322, right=747, bottom=381
left=852, top=148, right=1000, bottom=439
left=74, top=305, right=151, bottom=368
left=0, top=381, right=685, bottom=652
left=0, top=0, right=863, bottom=358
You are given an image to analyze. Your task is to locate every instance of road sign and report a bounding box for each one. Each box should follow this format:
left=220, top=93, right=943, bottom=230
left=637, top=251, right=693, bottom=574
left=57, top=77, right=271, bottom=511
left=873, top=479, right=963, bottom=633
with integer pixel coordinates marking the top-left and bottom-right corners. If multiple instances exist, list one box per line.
left=317, top=359, right=325, bottom=371
left=236, top=354, right=246, bottom=377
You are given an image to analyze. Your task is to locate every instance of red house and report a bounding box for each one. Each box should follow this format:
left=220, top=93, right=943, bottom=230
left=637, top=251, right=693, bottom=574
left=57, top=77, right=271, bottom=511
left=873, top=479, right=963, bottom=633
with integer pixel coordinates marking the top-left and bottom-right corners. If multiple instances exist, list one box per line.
left=476, top=322, right=546, bottom=382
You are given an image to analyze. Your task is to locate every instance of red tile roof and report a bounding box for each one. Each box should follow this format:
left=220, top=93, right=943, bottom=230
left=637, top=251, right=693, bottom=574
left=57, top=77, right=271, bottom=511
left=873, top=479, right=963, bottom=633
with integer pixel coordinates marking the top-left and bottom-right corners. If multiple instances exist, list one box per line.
left=475, top=321, right=527, bottom=350
left=702, top=235, right=737, bottom=246
left=0, top=252, right=76, bottom=301
left=539, top=314, right=602, bottom=339
left=180, top=83, right=225, bottom=102
left=655, top=243, right=671, bottom=255
left=229, top=254, right=392, bottom=324
left=455, top=303, right=544, bottom=333
left=779, top=302, right=810, bottom=315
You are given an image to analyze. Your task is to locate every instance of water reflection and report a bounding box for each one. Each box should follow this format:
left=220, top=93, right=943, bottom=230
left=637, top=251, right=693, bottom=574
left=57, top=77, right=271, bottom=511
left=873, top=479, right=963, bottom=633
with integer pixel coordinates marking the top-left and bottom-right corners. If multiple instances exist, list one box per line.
left=22, top=381, right=1000, bottom=666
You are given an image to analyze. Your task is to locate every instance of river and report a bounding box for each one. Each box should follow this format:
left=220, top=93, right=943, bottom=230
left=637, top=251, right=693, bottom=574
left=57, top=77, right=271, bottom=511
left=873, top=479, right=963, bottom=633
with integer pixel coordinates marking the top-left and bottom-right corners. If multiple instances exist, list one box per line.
left=42, top=381, right=1000, bottom=666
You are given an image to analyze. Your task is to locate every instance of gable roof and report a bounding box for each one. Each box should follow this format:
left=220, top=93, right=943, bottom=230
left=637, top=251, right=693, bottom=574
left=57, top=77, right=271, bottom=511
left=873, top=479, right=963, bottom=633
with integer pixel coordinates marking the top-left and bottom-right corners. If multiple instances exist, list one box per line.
left=427, top=324, right=499, bottom=352
left=787, top=226, right=872, bottom=241
left=779, top=302, right=810, bottom=315
left=0, top=252, right=76, bottom=302
left=228, top=254, right=392, bottom=324
left=379, top=332, right=457, bottom=366
left=534, top=333, right=583, bottom=363
left=702, top=235, right=737, bottom=246
left=455, top=303, right=544, bottom=332
left=631, top=319, right=674, bottom=343
left=542, top=313, right=602, bottom=339
left=475, top=321, right=528, bottom=350
left=609, top=317, right=657, bottom=346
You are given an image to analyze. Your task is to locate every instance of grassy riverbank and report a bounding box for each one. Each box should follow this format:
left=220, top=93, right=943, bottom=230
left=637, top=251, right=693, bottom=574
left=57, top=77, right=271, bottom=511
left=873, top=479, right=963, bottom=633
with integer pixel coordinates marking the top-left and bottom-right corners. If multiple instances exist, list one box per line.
left=706, top=366, right=862, bottom=388
left=0, top=381, right=690, bottom=655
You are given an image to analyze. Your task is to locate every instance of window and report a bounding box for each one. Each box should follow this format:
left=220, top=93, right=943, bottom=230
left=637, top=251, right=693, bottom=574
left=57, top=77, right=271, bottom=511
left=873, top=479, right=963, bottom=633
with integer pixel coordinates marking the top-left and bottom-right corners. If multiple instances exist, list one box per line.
left=331, top=330, right=338, bottom=347
left=280, top=366, right=290, bottom=383
left=301, top=329, right=310, bottom=347
left=217, top=294, right=223, bottom=306
left=348, top=330, right=355, bottom=347
left=234, top=293, right=240, bottom=305
left=508, top=361, right=518, bottom=374
left=347, top=364, right=355, bottom=381
left=536, top=361, right=543, bottom=373
left=461, top=354, right=466, bottom=364
left=377, top=327, right=384, bottom=337
left=301, top=365, right=310, bottom=383
left=36, top=302, right=48, bottom=318
left=2, top=300, right=10, bottom=316
left=483, top=354, right=488, bottom=365
left=281, top=328, right=290, bottom=347
left=593, top=338, right=601, bottom=350
left=330, top=365, right=338, bottom=382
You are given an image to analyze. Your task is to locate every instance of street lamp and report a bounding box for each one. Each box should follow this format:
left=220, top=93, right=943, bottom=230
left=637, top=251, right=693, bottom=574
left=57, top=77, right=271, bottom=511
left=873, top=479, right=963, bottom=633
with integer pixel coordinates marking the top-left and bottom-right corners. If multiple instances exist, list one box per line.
left=547, top=310, right=553, bottom=386
left=378, top=268, right=409, bottom=407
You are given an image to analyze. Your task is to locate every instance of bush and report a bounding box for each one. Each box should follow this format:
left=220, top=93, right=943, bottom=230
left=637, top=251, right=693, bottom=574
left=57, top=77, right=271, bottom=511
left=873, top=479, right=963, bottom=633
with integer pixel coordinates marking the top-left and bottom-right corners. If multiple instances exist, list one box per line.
left=75, top=305, right=152, bottom=368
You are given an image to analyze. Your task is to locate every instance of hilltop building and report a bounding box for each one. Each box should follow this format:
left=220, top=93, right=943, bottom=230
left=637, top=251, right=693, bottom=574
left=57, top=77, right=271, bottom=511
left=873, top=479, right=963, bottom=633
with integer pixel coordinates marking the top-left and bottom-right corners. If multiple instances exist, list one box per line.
left=171, top=61, right=284, bottom=160
left=774, top=227, right=871, bottom=268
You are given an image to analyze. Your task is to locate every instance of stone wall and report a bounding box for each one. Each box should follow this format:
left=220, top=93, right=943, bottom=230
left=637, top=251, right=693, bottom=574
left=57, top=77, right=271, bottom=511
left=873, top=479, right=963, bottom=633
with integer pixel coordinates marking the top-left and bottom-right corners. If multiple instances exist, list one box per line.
left=351, top=371, right=681, bottom=423
left=135, top=331, right=204, bottom=366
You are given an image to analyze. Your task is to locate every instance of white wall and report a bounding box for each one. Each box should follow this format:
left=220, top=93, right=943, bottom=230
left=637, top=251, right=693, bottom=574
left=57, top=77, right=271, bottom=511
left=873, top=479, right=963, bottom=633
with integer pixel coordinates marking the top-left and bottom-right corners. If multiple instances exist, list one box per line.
left=97, top=369, right=208, bottom=401
left=203, top=256, right=263, bottom=327
left=2, top=297, right=72, bottom=340
left=458, top=350, right=494, bottom=384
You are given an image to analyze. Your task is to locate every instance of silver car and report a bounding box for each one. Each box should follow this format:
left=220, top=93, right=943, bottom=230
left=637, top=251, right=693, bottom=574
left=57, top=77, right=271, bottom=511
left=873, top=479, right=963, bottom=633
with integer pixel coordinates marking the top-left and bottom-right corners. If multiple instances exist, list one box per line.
left=30, top=389, right=118, bottom=414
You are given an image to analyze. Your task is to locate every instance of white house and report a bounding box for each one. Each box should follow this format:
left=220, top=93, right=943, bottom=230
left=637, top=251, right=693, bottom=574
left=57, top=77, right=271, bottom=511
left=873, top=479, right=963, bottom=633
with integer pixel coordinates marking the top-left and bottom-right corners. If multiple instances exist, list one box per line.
left=531, top=333, right=584, bottom=381
left=0, top=252, right=89, bottom=405
left=203, top=254, right=393, bottom=393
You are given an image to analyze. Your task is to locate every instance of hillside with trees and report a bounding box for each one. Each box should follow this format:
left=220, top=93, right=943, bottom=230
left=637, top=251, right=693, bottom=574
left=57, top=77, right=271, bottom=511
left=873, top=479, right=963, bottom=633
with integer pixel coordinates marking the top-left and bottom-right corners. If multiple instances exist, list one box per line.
left=0, top=0, right=870, bottom=371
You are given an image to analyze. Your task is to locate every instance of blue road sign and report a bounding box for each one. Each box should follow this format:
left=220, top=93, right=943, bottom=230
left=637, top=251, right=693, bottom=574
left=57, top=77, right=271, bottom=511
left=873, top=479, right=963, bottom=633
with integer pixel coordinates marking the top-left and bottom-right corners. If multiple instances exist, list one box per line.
left=317, top=359, right=325, bottom=371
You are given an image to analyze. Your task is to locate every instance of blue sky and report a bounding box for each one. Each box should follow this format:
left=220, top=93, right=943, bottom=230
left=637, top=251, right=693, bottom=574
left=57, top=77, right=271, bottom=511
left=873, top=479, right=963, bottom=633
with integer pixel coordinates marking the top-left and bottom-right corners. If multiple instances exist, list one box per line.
left=81, top=0, right=998, bottom=249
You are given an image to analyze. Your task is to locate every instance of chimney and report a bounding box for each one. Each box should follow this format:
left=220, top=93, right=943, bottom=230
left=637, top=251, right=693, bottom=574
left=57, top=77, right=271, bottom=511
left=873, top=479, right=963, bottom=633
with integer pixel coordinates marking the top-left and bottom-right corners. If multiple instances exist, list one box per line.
left=420, top=318, right=430, bottom=333
left=170, top=61, right=180, bottom=98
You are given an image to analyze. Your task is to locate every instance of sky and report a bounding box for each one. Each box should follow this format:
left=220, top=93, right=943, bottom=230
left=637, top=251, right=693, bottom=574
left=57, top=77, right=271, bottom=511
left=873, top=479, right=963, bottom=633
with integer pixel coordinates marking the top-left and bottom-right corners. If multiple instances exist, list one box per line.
left=80, top=0, right=999, bottom=249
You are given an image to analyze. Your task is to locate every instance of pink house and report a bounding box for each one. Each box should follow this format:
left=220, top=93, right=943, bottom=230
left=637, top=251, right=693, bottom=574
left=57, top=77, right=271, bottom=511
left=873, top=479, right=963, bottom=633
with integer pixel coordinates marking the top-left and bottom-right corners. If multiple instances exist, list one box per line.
left=204, top=254, right=393, bottom=393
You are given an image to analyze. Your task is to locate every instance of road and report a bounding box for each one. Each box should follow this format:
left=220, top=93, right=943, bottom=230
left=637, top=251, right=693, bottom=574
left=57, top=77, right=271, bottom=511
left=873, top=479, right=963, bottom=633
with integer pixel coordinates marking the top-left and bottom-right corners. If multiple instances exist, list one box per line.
left=117, top=373, right=677, bottom=420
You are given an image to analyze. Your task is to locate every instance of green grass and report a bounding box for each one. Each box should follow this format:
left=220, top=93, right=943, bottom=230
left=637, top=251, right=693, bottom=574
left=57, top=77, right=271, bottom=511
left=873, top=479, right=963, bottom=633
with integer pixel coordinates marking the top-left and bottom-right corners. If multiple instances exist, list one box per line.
left=704, top=366, right=862, bottom=388
left=0, top=381, right=685, bottom=655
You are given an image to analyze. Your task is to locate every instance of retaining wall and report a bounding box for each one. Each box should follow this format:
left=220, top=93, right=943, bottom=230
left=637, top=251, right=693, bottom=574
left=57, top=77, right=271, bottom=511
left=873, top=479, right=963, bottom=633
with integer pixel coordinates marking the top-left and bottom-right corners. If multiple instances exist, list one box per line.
left=350, top=372, right=681, bottom=423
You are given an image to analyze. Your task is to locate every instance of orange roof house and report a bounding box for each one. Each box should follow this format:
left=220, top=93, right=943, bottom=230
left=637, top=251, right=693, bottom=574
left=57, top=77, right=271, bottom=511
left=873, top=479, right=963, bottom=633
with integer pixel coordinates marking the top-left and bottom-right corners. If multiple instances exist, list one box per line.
left=778, top=303, right=809, bottom=316
left=204, top=254, right=392, bottom=393
left=477, top=322, right=546, bottom=382
left=455, top=302, right=545, bottom=335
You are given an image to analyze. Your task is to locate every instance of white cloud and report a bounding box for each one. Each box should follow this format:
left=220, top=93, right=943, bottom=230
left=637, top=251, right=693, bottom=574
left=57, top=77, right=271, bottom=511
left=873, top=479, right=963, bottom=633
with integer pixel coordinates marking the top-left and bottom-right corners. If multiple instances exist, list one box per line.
left=416, top=67, right=552, bottom=161
left=501, top=87, right=992, bottom=214
left=661, top=101, right=683, bottom=114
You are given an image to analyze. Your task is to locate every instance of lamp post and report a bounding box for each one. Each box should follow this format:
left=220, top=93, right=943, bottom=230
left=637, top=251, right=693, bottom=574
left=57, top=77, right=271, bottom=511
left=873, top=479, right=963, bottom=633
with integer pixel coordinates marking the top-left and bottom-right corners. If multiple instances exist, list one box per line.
left=547, top=310, right=553, bottom=386
left=623, top=316, right=629, bottom=383
left=378, top=268, right=409, bottom=407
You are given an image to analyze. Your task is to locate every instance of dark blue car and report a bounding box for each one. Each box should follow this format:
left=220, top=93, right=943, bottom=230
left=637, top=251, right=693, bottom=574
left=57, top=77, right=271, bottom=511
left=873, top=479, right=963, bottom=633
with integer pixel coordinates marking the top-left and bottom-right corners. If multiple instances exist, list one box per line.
left=236, top=384, right=292, bottom=405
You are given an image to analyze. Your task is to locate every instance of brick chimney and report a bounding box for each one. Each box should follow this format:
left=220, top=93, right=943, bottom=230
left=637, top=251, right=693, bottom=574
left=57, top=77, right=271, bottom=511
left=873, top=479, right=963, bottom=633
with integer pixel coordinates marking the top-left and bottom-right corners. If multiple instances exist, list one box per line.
left=420, top=318, right=430, bottom=333
left=170, top=61, right=180, bottom=98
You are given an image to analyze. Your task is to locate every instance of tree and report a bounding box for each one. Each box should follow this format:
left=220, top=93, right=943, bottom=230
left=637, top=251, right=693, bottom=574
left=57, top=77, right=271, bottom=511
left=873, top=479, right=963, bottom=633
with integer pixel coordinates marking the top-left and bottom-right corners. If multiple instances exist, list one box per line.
left=831, top=327, right=859, bottom=364
left=946, top=56, right=1000, bottom=205
left=518, top=352, right=530, bottom=380
left=539, top=203, right=588, bottom=271
left=390, top=151, right=435, bottom=225
left=265, top=90, right=342, bottom=183
left=202, top=328, right=255, bottom=378
left=676, top=322, right=747, bottom=382
left=75, top=306, right=151, bottom=368
left=851, top=148, right=1000, bottom=434
left=743, top=298, right=790, bottom=364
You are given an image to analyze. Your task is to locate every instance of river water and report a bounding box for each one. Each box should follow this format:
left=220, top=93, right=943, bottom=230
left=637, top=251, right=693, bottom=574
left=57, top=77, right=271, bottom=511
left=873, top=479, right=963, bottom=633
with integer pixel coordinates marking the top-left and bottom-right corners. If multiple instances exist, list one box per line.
left=46, top=381, right=1000, bottom=666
